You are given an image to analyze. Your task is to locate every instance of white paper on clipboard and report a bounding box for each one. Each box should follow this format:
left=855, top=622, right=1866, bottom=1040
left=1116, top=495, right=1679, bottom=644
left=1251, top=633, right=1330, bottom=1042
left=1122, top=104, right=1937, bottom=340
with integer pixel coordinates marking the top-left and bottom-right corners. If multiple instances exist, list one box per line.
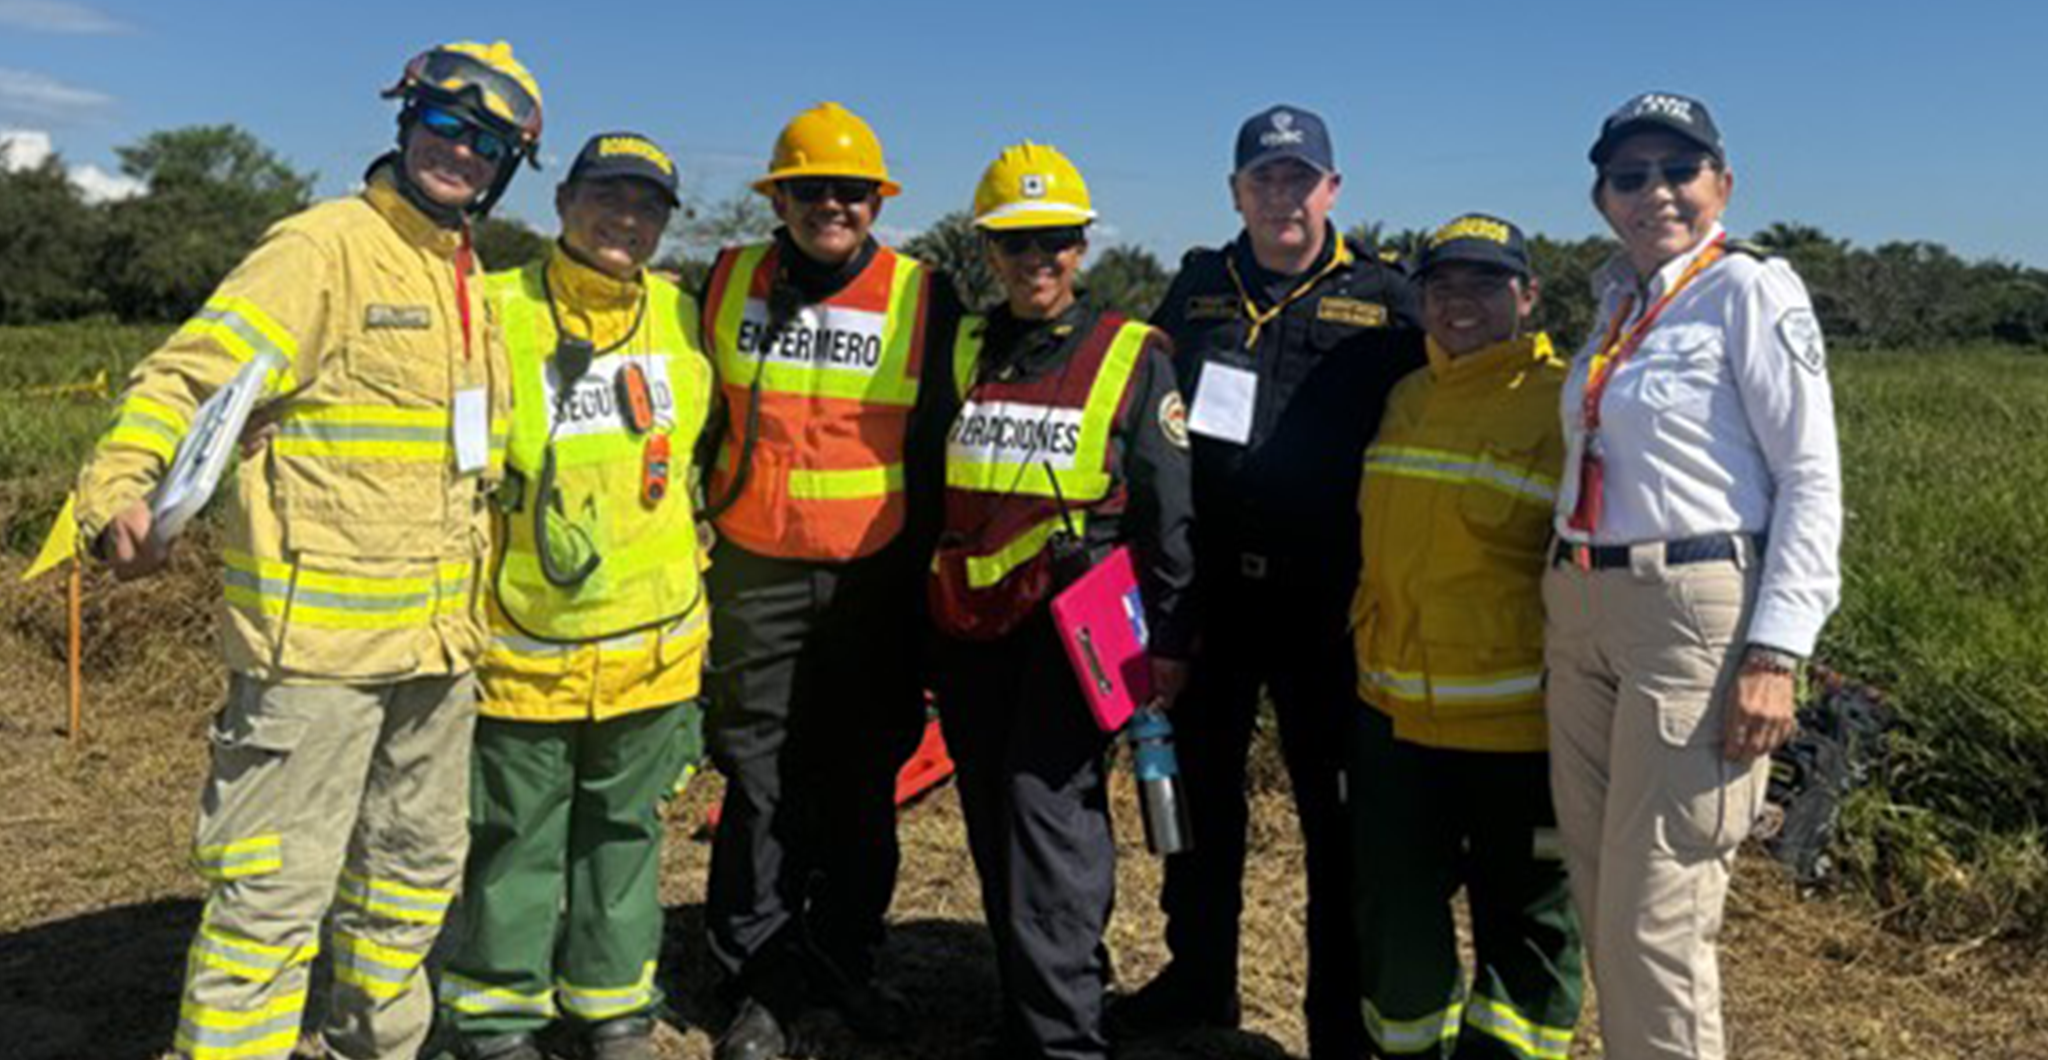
left=149, top=351, right=282, bottom=546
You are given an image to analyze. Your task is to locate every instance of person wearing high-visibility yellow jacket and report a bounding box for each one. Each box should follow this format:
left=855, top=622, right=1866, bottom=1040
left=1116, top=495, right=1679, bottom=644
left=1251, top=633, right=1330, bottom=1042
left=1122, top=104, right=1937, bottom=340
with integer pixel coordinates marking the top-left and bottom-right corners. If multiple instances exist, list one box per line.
left=435, top=133, right=710, bottom=1060
left=929, top=142, right=1195, bottom=1060
left=699, top=102, right=964, bottom=1060
left=1348, top=215, right=1585, bottom=1060
left=70, top=42, right=541, bottom=1060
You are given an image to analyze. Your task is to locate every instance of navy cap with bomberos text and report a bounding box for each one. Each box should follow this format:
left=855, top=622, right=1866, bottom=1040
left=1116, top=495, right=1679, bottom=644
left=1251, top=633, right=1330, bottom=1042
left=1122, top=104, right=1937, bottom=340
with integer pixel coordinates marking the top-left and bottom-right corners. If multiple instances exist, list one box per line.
left=564, top=131, right=680, bottom=205
left=1416, top=213, right=1531, bottom=279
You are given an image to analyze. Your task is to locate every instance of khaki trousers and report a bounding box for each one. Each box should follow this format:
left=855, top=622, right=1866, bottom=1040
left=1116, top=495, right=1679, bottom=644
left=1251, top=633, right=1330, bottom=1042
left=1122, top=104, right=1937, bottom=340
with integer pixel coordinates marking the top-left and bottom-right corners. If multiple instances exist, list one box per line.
left=174, top=673, right=478, bottom=1060
left=1542, top=547, right=1769, bottom=1060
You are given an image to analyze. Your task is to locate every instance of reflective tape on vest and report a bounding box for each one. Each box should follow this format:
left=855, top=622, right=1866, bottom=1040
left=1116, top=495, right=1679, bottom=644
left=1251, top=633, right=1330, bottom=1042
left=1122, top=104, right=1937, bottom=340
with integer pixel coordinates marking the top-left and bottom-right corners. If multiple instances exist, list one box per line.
left=104, top=394, right=190, bottom=462
left=1361, top=666, right=1544, bottom=706
left=224, top=552, right=473, bottom=632
left=178, top=295, right=300, bottom=392
left=943, top=319, right=1146, bottom=502
left=274, top=404, right=454, bottom=463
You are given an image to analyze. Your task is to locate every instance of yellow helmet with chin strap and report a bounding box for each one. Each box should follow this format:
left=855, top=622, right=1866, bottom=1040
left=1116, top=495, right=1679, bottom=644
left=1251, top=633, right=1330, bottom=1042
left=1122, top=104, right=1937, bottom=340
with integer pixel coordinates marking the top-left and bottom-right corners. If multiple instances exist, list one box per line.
left=971, top=142, right=1096, bottom=231
left=753, top=102, right=900, bottom=197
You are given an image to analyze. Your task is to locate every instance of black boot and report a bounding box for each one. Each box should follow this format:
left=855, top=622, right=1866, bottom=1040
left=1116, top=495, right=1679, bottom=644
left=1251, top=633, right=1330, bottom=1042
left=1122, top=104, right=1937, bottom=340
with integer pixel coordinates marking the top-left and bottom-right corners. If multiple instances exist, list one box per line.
left=1104, top=964, right=1241, bottom=1041
left=715, top=998, right=791, bottom=1060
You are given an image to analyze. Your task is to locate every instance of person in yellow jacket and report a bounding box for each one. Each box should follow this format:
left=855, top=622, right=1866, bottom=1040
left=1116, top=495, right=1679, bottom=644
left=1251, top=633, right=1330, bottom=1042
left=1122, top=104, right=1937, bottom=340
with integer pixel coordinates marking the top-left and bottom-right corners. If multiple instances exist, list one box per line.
left=71, top=42, right=540, bottom=1060
left=435, top=133, right=711, bottom=1060
left=1347, top=215, right=1586, bottom=1060
left=697, top=102, right=963, bottom=1060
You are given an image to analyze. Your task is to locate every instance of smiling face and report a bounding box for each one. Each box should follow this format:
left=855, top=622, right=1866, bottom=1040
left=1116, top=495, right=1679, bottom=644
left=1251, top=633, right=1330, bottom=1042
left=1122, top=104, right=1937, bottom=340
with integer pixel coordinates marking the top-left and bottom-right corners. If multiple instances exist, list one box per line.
left=557, top=177, right=673, bottom=278
left=985, top=227, right=1088, bottom=321
left=1596, top=130, right=1734, bottom=276
left=1231, top=157, right=1340, bottom=268
left=769, top=178, right=881, bottom=265
left=402, top=119, right=503, bottom=209
left=1421, top=263, right=1539, bottom=358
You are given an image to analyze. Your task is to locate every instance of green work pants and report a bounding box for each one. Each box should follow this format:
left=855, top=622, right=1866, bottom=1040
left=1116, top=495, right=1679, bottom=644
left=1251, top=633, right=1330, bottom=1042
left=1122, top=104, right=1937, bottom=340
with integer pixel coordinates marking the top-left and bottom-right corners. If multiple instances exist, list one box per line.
left=439, top=701, right=697, bottom=1036
left=1349, top=706, right=1584, bottom=1060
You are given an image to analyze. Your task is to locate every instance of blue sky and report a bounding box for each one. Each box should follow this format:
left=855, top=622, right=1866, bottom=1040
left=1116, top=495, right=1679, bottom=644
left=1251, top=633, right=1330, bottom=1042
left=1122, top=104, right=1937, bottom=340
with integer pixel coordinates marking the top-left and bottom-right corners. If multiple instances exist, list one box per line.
left=3, top=0, right=2042, bottom=267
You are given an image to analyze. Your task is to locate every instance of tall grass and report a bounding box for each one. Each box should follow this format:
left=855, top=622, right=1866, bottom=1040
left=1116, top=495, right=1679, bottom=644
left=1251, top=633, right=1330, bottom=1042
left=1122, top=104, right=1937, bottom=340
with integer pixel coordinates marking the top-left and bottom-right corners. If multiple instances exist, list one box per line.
left=0, top=323, right=169, bottom=485
left=1826, top=348, right=2048, bottom=936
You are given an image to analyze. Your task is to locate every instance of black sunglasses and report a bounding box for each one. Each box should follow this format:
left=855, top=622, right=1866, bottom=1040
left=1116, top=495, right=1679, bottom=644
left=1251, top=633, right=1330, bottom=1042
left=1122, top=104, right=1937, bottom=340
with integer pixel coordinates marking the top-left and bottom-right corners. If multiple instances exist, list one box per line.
left=415, top=104, right=513, bottom=162
left=988, top=227, right=1088, bottom=257
left=784, top=177, right=880, bottom=205
left=1601, top=157, right=1713, bottom=194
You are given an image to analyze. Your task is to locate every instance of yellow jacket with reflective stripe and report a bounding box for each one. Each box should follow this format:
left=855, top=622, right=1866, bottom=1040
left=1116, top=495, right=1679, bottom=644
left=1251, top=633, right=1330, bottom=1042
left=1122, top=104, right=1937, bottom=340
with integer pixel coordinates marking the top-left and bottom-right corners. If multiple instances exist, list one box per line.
left=1352, top=333, right=1566, bottom=752
left=479, top=248, right=714, bottom=722
left=76, top=167, right=506, bottom=682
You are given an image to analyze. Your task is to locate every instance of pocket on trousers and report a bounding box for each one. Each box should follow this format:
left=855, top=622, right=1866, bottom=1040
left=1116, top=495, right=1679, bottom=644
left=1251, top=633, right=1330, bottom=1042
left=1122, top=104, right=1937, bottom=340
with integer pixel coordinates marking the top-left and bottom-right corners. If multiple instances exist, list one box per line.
left=1650, top=687, right=1759, bottom=855
left=209, top=685, right=311, bottom=756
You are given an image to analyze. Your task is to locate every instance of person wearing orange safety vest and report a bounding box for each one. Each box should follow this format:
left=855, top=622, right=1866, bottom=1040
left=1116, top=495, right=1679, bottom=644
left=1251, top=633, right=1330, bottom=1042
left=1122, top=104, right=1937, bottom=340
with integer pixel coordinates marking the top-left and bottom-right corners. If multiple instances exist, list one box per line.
left=698, top=102, right=963, bottom=1060
left=70, top=42, right=540, bottom=1060
left=1348, top=215, right=1585, bottom=1060
left=927, top=142, right=1194, bottom=1060
left=436, top=133, right=710, bottom=1060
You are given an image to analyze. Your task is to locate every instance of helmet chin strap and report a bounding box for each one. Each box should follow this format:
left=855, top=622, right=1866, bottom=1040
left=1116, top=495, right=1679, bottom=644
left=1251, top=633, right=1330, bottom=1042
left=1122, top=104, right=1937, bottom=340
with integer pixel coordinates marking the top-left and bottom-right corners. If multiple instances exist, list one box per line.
left=384, top=113, right=523, bottom=227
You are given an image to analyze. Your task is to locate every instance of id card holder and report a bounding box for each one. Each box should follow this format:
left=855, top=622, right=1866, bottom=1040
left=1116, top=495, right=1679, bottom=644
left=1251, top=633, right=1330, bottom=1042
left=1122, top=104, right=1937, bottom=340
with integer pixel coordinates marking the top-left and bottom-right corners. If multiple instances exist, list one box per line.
left=454, top=386, right=490, bottom=474
left=1187, top=361, right=1256, bottom=444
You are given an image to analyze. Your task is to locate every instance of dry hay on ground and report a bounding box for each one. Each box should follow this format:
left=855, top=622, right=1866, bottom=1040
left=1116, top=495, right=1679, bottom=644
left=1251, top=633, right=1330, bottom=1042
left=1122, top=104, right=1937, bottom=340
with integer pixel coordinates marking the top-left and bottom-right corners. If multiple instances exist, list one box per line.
left=3, top=548, right=2046, bottom=1059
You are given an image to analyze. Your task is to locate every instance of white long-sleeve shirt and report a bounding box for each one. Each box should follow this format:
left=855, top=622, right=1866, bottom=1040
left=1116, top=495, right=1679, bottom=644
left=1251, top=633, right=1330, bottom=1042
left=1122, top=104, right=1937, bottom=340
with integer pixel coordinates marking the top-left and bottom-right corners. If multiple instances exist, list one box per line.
left=1555, top=223, right=1843, bottom=656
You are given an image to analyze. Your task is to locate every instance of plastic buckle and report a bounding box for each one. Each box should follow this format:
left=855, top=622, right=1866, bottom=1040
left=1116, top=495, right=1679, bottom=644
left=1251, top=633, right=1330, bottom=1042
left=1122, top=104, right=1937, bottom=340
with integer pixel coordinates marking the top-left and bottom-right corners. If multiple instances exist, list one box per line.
left=1240, top=553, right=1268, bottom=579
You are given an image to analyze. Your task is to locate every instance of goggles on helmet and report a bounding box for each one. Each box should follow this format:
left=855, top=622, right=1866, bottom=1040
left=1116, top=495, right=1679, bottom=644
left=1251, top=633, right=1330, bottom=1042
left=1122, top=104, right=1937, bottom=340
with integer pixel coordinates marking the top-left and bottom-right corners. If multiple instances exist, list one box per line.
left=392, top=48, right=541, bottom=147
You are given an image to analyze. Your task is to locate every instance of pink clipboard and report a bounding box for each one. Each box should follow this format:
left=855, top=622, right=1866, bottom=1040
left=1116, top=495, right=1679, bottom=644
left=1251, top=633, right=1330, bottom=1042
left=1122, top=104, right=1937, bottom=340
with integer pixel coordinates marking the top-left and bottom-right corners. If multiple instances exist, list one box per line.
left=1048, top=546, right=1152, bottom=733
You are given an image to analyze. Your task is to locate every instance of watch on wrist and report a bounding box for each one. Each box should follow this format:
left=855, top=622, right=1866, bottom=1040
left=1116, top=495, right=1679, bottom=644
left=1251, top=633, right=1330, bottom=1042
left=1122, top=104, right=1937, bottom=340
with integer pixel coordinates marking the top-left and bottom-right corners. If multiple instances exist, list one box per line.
left=1741, top=644, right=1803, bottom=676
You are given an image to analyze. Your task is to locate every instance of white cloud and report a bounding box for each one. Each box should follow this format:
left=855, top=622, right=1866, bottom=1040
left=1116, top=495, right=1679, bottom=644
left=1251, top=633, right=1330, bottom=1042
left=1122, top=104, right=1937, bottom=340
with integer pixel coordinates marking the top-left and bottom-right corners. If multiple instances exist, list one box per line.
left=873, top=223, right=923, bottom=245
left=2, top=128, right=143, bottom=201
left=0, top=67, right=114, bottom=123
left=0, top=1, right=132, bottom=33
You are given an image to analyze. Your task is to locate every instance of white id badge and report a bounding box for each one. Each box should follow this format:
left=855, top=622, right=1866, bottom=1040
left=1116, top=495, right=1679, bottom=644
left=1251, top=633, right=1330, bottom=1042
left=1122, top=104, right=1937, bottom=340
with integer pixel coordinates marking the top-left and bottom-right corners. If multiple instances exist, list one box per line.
left=453, top=386, right=490, bottom=474
left=1187, top=361, right=1257, bottom=444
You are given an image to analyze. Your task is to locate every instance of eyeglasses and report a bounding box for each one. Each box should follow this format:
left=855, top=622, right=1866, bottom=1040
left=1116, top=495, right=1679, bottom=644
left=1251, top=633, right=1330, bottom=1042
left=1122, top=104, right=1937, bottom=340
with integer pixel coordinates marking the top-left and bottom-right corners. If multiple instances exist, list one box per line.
left=783, top=177, right=880, bottom=205
left=1601, top=157, right=1713, bottom=194
left=988, top=227, right=1088, bottom=257
left=415, top=104, right=513, bottom=163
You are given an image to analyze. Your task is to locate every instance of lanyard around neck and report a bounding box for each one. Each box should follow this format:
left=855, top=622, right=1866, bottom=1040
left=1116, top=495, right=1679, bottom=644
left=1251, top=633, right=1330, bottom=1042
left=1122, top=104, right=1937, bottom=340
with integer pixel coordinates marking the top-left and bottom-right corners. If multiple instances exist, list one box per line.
left=1225, top=238, right=1348, bottom=349
left=1579, top=235, right=1727, bottom=434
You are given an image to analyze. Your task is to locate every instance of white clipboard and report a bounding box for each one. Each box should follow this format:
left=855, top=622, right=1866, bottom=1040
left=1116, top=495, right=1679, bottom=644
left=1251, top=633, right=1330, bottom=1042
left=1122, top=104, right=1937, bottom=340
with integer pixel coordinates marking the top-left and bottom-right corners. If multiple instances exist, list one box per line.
left=149, top=351, right=282, bottom=546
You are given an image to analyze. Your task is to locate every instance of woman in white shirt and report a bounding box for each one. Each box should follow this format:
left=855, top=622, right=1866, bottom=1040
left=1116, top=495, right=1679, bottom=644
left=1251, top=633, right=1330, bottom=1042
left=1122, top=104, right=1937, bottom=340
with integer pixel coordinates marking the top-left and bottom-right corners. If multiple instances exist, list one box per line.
left=1545, top=91, right=1843, bottom=1060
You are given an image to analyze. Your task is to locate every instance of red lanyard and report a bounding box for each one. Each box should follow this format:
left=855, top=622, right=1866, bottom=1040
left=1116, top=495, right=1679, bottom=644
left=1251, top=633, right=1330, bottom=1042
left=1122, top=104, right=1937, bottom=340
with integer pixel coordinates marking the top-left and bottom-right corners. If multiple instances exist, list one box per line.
left=453, top=230, right=475, bottom=363
left=1566, top=236, right=1726, bottom=535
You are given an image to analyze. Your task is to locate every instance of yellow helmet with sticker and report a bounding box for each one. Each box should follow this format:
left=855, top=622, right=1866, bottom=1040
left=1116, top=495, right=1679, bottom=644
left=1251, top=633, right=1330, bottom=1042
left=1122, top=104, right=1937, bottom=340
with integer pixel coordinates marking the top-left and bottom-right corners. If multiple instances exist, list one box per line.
left=971, top=142, right=1096, bottom=231
left=753, top=102, right=900, bottom=197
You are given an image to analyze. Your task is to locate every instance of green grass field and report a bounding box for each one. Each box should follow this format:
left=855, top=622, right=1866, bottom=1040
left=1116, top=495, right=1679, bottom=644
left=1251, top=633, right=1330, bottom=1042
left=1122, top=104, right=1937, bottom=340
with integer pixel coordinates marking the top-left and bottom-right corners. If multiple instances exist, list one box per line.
left=2, top=324, right=2045, bottom=938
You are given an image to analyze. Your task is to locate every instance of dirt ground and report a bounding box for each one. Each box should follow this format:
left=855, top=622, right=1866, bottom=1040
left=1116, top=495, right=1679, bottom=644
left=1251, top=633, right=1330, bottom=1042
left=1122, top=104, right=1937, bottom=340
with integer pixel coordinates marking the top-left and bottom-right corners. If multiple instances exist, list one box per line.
left=6, top=548, right=2048, bottom=1060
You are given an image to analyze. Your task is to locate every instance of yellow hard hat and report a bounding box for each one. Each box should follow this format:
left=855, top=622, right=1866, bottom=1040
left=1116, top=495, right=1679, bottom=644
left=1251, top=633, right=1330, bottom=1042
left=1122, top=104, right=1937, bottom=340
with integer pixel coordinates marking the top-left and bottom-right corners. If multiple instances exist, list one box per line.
left=386, top=40, right=544, bottom=151
left=971, top=142, right=1096, bottom=231
left=753, top=102, right=900, bottom=197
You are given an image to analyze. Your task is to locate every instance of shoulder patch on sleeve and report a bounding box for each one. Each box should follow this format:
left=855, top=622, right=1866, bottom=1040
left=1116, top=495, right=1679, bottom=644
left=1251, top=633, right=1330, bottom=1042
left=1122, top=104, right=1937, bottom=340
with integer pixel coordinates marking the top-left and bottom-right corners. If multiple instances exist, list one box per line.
left=1776, top=307, right=1825, bottom=375
left=1158, top=391, right=1190, bottom=449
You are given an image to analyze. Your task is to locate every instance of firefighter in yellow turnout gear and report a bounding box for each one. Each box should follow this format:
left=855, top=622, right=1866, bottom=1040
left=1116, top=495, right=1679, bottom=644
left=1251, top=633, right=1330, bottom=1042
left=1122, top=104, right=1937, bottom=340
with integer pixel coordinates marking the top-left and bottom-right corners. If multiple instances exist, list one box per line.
left=438, top=134, right=712, bottom=1060
left=71, top=42, right=540, bottom=1060
left=1348, top=215, right=1585, bottom=1060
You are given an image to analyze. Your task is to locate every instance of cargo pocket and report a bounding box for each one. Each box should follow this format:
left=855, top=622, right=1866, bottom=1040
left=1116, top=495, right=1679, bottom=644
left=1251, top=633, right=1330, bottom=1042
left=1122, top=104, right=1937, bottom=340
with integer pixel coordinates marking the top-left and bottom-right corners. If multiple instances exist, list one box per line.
left=1649, top=684, right=1757, bottom=856
left=195, top=683, right=309, bottom=882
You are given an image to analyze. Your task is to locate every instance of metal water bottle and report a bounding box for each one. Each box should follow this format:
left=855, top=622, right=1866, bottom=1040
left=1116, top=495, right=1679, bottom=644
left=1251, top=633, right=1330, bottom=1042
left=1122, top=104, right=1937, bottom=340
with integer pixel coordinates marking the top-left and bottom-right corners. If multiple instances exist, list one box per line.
left=1129, top=705, right=1192, bottom=856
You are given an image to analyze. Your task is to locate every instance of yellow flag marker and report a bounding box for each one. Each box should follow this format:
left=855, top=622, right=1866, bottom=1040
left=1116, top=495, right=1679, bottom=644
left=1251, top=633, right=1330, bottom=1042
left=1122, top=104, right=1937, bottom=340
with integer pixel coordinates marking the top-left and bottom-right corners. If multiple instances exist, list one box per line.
left=23, top=493, right=81, bottom=582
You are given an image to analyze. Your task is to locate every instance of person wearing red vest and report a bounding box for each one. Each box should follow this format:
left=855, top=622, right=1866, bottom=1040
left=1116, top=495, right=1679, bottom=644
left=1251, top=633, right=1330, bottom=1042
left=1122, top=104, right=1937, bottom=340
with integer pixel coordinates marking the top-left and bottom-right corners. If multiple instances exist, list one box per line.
left=698, top=102, right=963, bottom=1060
left=929, top=142, right=1195, bottom=1060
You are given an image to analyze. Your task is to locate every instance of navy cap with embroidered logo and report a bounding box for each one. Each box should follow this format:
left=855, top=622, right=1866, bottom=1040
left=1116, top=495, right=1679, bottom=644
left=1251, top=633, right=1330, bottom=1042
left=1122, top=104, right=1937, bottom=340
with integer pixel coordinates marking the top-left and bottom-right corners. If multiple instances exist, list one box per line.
left=564, top=131, right=680, bottom=205
left=1589, top=91, right=1724, bottom=165
left=1415, top=213, right=1531, bottom=279
left=1234, top=104, right=1334, bottom=175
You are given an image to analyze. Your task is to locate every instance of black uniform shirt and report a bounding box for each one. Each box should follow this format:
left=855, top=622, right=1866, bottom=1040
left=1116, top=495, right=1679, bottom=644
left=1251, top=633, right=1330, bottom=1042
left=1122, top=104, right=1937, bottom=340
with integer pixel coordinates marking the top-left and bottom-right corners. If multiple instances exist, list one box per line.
left=944, top=299, right=1198, bottom=657
left=1152, top=224, right=1423, bottom=631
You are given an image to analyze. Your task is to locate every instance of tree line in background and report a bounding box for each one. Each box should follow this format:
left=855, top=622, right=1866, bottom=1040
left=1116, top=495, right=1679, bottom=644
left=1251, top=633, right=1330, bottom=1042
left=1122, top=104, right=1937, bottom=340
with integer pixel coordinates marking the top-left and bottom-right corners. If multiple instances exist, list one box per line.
left=7, top=125, right=2047, bottom=353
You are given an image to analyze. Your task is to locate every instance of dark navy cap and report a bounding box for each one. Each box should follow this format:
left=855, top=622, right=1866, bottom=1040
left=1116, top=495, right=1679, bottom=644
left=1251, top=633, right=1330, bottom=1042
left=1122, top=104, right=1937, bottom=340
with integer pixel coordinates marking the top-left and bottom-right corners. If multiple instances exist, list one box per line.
left=1589, top=92, right=1724, bottom=165
left=1234, top=104, right=1334, bottom=175
left=564, top=132, right=680, bottom=205
left=1416, top=213, right=1531, bottom=279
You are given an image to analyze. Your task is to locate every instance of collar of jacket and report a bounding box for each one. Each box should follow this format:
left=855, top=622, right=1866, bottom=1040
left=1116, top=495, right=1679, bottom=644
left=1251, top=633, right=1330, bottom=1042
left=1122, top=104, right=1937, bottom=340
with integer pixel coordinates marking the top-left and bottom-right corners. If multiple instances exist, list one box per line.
left=545, top=242, right=647, bottom=351
left=772, top=226, right=879, bottom=301
left=983, top=298, right=1097, bottom=380
left=363, top=161, right=465, bottom=258
left=1227, top=222, right=1354, bottom=307
left=1593, top=220, right=1729, bottom=303
left=1425, top=331, right=1559, bottom=380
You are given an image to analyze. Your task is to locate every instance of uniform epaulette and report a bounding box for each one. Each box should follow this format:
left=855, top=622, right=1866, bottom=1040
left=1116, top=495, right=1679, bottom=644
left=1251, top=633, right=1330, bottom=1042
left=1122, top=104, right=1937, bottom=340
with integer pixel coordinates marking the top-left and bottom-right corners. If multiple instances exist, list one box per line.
left=1725, top=239, right=1776, bottom=261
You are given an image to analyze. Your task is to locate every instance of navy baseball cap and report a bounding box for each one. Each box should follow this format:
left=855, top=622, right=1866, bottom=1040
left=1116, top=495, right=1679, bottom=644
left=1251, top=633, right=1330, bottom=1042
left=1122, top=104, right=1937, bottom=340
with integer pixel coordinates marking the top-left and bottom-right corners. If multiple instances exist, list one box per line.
left=564, top=132, right=680, bottom=205
left=1416, top=213, right=1531, bottom=279
left=1234, top=104, right=1334, bottom=175
left=1589, top=92, right=1724, bottom=165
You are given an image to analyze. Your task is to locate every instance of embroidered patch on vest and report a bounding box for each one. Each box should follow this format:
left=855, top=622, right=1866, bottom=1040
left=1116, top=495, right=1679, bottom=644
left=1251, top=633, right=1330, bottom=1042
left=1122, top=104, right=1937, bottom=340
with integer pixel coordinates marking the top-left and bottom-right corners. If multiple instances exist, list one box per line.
left=1316, top=298, right=1387, bottom=327
left=1184, top=295, right=1238, bottom=321
left=1776, top=307, right=1825, bottom=375
left=365, top=304, right=433, bottom=330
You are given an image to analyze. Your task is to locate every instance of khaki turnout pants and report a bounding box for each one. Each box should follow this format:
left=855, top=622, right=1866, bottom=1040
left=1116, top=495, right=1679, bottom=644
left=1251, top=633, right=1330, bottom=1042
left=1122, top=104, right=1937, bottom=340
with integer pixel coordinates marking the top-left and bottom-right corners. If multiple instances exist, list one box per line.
left=175, top=673, right=478, bottom=1060
left=1542, top=546, right=1770, bottom=1060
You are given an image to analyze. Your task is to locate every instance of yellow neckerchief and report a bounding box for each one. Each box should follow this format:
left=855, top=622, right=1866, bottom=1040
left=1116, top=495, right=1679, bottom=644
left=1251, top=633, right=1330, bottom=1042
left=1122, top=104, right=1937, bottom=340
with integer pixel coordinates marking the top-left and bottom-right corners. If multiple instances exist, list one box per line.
left=363, top=168, right=463, bottom=258
left=545, top=242, right=647, bottom=351
left=1426, top=331, right=1559, bottom=382
left=1225, top=233, right=1354, bottom=349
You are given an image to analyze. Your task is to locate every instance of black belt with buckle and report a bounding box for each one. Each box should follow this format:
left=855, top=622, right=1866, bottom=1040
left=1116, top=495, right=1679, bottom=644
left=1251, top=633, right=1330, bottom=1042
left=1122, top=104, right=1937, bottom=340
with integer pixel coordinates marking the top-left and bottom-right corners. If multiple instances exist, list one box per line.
left=1551, top=533, right=1766, bottom=571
